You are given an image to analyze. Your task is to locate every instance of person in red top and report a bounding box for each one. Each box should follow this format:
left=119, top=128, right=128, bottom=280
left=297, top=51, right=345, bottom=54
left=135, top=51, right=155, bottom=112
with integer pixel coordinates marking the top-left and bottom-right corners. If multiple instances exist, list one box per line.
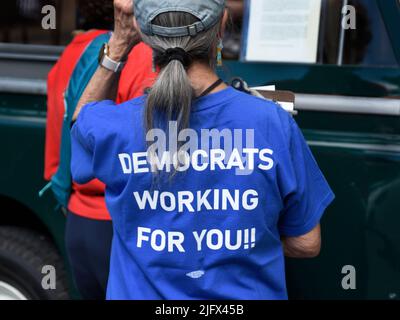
left=45, top=0, right=155, bottom=299
left=46, top=35, right=155, bottom=220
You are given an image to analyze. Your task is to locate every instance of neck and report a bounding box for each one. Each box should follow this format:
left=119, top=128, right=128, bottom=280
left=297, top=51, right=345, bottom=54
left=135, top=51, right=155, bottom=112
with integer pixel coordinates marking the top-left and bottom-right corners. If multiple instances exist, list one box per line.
left=187, top=62, right=227, bottom=97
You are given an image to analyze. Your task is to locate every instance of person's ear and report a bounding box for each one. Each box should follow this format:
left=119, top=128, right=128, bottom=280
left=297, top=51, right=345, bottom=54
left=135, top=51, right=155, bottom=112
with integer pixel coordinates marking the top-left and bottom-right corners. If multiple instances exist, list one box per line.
left=218, top=9, right=229, bottom=38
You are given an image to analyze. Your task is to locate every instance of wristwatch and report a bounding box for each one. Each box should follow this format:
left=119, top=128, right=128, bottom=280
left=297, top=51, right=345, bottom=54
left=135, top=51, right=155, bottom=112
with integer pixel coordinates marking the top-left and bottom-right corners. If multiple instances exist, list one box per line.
left=98, top=43, right=126, bottom=73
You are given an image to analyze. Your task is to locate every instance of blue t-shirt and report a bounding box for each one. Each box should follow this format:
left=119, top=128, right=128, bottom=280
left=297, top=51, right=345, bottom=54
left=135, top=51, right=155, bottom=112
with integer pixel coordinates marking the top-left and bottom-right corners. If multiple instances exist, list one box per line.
left=71, top=87, right=334, bottom=300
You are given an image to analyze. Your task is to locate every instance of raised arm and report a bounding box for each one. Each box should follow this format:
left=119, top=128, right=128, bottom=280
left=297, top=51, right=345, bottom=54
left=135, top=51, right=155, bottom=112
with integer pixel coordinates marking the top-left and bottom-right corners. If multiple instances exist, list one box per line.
left=226, top=0, right=244, bottom=21
left=72, top=0, right=140, bottom=121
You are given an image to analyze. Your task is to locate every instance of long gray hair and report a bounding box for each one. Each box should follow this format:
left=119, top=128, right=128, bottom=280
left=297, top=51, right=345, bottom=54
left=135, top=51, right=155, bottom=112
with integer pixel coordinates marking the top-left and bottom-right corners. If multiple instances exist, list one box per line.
left=140, top=12, right=221, bottom=138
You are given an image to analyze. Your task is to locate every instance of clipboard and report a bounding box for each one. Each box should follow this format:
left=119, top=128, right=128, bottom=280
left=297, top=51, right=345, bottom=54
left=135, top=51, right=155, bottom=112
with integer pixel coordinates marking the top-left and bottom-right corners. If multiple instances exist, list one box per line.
left=231, top=78, right=297, bottom=115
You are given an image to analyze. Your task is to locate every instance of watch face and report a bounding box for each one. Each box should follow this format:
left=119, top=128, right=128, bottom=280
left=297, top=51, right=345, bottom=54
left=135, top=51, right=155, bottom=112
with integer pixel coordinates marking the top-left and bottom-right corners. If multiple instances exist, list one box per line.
left=98, top=43, right=107, bottom=64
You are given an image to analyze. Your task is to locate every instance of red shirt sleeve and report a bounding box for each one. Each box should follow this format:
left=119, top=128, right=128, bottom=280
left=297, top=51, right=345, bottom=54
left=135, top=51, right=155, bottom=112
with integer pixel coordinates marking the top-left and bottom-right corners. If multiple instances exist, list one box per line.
left=44, top=30, right=108, bottom=181
left=47, top=38, right=156, bottom=220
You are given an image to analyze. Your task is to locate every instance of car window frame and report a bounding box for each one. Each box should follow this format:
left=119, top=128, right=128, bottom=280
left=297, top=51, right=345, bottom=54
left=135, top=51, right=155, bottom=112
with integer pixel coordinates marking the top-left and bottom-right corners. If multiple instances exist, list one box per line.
left=376, top=0, right=400, bottom=65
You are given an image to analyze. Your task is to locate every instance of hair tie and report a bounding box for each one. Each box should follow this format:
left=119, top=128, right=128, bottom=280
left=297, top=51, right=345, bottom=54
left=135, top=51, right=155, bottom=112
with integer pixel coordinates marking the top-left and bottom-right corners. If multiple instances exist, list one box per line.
left=154, top=47, right=192, bottom=68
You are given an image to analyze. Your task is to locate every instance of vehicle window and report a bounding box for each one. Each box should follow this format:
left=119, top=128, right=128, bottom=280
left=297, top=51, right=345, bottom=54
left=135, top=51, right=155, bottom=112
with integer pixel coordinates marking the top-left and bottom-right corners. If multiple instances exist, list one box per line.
left=226, top=0, right=398, bottom=67
left=340, top=0, right=398, bottom=66
left=1, top=0, right=398, bottom=67
left=0, top=0, right=114, bottom=46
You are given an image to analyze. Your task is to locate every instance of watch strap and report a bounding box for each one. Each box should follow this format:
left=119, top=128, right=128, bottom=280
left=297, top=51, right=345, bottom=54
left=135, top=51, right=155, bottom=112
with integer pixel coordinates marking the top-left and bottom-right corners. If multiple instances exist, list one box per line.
left=100, top=50, right=126, bottom=73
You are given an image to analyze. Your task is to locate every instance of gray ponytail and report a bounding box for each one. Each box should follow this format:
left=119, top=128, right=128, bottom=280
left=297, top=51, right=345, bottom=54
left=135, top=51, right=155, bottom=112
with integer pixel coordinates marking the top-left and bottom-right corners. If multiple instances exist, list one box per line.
left=145, top=59, right=193, bottom=135
left=141, top=12, right=221, bottom=136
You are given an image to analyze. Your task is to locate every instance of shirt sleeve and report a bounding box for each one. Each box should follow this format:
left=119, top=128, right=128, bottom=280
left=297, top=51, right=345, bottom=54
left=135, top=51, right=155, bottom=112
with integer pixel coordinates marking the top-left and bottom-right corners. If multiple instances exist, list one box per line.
left=70, top=103, right=97, bottom=184
left=277, top=117, right=335, bottom=237
left=44, top=62, right=62, bottom=180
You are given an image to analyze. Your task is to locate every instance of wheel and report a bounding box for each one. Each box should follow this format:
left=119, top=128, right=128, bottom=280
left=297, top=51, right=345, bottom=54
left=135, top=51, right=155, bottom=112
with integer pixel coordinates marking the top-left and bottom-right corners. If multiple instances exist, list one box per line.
left=0, top=226, right=69, bottom=300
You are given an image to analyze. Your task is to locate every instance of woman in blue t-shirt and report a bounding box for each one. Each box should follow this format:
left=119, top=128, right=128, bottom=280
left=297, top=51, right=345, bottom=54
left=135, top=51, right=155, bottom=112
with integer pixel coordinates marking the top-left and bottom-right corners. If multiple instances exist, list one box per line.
left=70, top=0, right=334, bottom=300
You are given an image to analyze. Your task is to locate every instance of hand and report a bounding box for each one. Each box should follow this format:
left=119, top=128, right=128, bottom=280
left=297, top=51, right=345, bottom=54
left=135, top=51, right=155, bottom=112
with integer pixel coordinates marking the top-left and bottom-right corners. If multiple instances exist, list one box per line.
left=109, top=0, right=141, bottom=61
left=226, top=0, right=244, bottom=21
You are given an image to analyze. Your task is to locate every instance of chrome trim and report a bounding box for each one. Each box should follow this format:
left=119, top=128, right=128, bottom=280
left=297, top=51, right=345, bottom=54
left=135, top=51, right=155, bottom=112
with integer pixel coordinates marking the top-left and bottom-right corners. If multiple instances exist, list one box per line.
left=0, top=53, right=59, bottom=62
left=0, top=74, right=399, bottom=117
left=0, top=77, right=47, bottom=95
left=0, top=114, right=46, bottom=127
left=308, top=140, right=400, bottom=153
left=296, top=94, right=400, bottom=116
left=337, top=0, right=349, bottom=66
left=0, top=43, right=63, bottom=62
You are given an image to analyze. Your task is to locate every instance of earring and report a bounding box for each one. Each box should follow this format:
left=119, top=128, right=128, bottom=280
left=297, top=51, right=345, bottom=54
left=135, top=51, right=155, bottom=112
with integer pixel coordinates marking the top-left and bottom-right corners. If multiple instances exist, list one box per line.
left=217, top=39, right=223, bottom=67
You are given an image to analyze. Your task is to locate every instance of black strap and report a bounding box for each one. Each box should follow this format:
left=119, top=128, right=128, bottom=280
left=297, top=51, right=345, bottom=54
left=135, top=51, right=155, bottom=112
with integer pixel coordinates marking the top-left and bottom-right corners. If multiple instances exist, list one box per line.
left=198, top=78, right=224, bottom=98
left=154, top=47, right=192, bottom=69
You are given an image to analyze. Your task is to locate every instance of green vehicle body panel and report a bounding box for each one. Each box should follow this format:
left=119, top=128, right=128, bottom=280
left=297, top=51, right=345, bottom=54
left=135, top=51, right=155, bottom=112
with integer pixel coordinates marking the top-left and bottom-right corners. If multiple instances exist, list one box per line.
left=0, top=0, right=399, bottom=300
left=0, top=93, right=63, bottom=244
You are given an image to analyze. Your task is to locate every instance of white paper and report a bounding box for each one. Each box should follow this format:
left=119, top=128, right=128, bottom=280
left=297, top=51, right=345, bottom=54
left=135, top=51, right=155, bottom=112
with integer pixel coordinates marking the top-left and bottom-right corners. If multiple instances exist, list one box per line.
left=277, top=102, right=295, bottom=113
left=251, top=85, right=276, bottom=91
left=250, top=85, right=295, bottom=113
left=243, top=0, right=322, bottom=63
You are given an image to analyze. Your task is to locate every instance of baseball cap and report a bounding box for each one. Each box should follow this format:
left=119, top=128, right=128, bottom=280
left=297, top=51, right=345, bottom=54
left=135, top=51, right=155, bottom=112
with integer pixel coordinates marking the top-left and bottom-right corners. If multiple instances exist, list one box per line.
left=135, top=0, right=226, bottom=37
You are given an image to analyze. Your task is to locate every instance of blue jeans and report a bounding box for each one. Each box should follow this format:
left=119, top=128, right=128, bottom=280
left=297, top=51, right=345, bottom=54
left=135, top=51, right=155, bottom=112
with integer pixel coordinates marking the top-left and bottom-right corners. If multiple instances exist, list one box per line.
left=65, top=211, right=113, bottom=300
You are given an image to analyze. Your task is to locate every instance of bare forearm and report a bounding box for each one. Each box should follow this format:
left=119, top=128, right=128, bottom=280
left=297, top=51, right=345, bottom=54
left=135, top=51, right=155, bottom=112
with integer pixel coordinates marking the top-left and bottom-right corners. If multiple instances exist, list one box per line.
left=281, top=224, right=321, bottom=258
left=73, top=67, right=120, bottom=121
left=72, top=0, right=141, bottom=121
left=282, top=239, right=319, bottom=258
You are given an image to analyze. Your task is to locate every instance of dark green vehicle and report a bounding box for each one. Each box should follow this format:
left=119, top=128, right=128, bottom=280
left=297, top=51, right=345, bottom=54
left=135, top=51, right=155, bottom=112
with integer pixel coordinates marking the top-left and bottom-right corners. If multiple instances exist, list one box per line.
left=0, top=0, right=399, bottom=300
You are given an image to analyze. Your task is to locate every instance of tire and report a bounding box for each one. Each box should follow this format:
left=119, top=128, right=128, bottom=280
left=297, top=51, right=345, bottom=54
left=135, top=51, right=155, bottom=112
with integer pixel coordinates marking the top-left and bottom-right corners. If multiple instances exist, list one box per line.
left=0, top=226, right=69, bottom=300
